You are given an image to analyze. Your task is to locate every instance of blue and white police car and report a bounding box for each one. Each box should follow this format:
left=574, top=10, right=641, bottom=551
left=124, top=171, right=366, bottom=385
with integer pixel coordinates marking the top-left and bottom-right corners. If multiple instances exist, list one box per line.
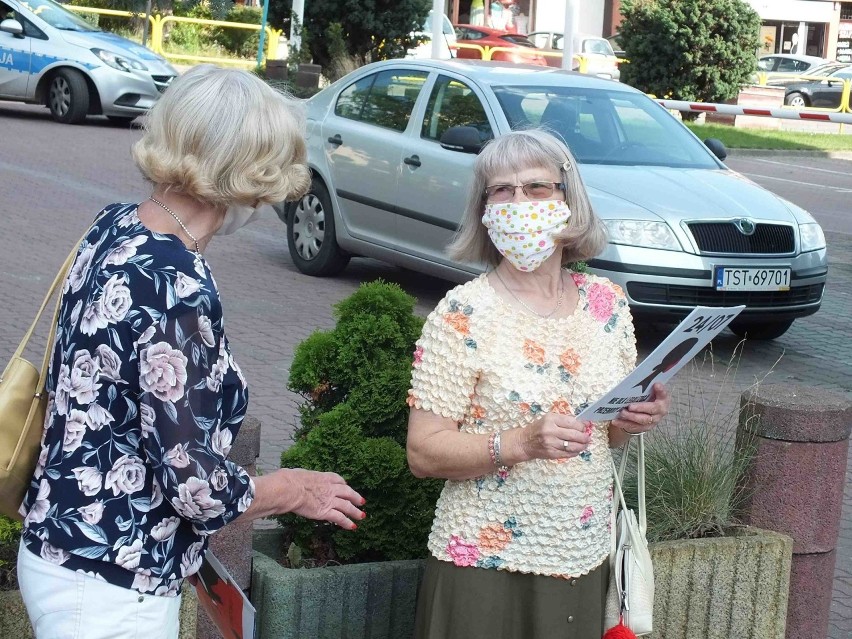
left=0, top=0, right=176, bottom=124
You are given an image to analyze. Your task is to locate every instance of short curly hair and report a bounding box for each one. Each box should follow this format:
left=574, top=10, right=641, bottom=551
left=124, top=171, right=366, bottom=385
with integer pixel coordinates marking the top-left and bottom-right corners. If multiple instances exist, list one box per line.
left=132, top=65, right=310, bottom=207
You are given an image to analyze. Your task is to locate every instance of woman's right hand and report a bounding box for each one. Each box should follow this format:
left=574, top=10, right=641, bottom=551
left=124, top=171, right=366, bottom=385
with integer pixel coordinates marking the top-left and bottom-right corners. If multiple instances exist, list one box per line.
left=244, top=468, right=366, bottom=530
left=511, top=412, right=592, bottom=462
left=281, top=468, right=366, bottom=530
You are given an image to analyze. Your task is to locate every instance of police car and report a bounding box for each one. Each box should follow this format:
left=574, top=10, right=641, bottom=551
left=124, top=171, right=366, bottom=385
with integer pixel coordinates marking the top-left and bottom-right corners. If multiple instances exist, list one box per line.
left=0, top=0, right=176, bottom=124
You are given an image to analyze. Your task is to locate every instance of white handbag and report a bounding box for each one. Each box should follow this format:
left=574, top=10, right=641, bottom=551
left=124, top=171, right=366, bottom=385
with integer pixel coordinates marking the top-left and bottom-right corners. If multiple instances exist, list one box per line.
left=604, top=434, right=654, bottom=636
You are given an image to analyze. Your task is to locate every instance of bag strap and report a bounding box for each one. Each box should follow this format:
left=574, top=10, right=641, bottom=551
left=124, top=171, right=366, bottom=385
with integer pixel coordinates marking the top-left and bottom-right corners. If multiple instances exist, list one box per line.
left=610, top=434, right=647, bottom=537
left=9, top=236, right=86, bottom=391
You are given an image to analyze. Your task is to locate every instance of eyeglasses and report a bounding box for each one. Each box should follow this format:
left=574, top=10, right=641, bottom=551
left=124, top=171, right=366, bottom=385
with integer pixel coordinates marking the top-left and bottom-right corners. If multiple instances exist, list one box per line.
left=484, top=181, right=563, bottom=203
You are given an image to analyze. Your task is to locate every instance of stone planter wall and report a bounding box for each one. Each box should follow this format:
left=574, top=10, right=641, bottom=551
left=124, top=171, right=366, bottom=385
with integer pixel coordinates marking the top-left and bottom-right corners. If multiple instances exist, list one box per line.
left=648, top=527, right=792, bottom=639
left=250, top=527, right=791, bottom=639
left=251, top=529, right=425, bottom=639
left=0, top=584, right=198, bottom=637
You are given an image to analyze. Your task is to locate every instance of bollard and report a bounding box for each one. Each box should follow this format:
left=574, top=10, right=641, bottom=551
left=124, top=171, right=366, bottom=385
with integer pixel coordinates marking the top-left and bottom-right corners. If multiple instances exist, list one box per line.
left=196, top=415, right=261, bottom=639
left=736, top=384, right=851, bottom=639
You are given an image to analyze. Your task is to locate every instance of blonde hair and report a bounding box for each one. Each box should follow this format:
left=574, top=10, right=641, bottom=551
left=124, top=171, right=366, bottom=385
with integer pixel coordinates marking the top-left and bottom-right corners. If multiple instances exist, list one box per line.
left=447, top=129, right=607, bottom=266
left=132, top=65, right=310, bottom=207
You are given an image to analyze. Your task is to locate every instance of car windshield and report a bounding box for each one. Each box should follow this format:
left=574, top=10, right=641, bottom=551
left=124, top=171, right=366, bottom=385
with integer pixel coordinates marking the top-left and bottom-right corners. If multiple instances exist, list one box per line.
left=20, top=0, right=98, bottom=30
left=493, top=86, right=719, bottom=168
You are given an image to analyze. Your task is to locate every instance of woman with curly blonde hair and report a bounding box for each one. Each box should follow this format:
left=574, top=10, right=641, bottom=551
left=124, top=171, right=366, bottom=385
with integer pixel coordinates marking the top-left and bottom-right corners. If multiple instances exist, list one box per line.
left=17, top=65, right=366, bottom=639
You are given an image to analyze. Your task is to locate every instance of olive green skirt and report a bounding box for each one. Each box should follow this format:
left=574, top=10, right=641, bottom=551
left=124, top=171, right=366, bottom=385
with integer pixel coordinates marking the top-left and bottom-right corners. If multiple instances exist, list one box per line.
left=413, top=557, right=609, bottom=639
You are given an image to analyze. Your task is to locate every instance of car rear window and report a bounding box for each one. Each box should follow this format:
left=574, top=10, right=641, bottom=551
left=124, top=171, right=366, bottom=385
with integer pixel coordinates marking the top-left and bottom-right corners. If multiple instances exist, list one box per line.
left=500, top=35, right=536, bottom=47
left=335, top=69, right=428, bottom=132
left=583, top=38, right=614, bottom=56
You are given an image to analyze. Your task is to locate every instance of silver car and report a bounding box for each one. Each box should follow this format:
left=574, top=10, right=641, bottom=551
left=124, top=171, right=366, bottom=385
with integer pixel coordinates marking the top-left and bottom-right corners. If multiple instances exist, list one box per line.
left=0, top=0, right=176, bottom=124
left=280, top=60, right=827, bottom=340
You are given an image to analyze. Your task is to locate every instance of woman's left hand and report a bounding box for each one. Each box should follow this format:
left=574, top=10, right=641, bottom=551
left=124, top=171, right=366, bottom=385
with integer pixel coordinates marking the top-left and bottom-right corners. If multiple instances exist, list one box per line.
left=611, top=383, right=671, bottom=435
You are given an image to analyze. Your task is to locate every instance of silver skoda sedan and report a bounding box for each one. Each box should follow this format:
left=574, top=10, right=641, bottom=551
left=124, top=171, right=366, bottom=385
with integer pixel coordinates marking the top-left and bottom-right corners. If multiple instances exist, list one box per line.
left=279, top=60, right=827, bottom=340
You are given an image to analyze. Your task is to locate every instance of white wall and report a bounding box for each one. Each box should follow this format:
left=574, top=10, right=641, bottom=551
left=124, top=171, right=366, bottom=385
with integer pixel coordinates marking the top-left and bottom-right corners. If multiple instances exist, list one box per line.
left=744, top=0, right=835, bottom=22
left=533, top=0, right=606, bottom=36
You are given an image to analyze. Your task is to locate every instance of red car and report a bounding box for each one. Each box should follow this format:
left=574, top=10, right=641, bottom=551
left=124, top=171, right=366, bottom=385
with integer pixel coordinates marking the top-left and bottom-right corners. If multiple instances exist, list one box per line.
left=453, top=24, right=548, bottom=66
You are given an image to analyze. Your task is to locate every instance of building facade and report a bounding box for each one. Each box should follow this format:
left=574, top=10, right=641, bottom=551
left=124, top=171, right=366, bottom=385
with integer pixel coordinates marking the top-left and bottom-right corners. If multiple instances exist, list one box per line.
left=447, top=0, right=851, bottom=63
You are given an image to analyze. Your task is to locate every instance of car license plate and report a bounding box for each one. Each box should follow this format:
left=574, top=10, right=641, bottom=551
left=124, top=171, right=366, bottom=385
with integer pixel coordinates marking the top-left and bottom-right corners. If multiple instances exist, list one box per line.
left=714, top=266, right=791, bottom=291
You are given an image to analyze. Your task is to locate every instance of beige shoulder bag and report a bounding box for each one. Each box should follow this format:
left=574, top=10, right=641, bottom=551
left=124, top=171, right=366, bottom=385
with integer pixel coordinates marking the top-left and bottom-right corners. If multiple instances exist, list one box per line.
left=0, top=243, right=80, bottom=519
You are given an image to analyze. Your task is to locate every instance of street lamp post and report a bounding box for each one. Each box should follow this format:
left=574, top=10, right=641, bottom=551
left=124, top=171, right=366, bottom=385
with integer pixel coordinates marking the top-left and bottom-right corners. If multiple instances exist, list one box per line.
left=561, top=0, right=577, bottom=71
left=431, top=0, right=443, bottom=59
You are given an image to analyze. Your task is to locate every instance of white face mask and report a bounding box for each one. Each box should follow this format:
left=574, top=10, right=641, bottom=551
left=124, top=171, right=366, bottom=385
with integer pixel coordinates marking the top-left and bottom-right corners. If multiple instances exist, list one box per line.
left=481, top=200, right=572, bottom=272
left=216, top=203, right=263, bottom=235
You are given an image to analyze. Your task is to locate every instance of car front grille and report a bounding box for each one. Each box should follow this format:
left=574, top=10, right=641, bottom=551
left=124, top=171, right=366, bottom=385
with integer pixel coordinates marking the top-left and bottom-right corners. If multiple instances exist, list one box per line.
left=151, top=75, right=175, bottom=94
left=687, top=222, right=795, bottom=254
left=627, top=282, right=824, bottom=308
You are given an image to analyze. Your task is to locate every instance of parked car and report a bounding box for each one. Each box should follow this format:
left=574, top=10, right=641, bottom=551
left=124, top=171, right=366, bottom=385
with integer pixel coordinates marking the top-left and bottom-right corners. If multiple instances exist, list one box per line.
left=406, top=12, right=456, bottom=60
left=0, top=0, right=176, bottom=124
left=453, top=24, right=546, bottom=65
left=277, top=59, right=827, bottom=340
left=765, top=61, right=849, bottom=88
left=757, top=53, right=829, bottom=78
left=527, top=31, right=620, bottom=81
left=784, top=64, right=852, bottom=107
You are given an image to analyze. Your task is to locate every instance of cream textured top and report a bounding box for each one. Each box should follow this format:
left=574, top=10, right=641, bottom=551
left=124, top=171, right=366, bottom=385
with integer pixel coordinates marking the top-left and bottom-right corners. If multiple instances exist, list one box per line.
left=408, top=271, right=637, bottom=578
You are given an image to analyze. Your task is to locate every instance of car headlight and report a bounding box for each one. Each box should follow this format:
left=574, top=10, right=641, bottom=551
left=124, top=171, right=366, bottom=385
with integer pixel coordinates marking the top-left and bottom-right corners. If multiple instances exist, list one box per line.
left=799, top=223, right=826, bottom=252
left=91, top=48, right=147, bottom=72
left=604, top=220, right=682, bottom=251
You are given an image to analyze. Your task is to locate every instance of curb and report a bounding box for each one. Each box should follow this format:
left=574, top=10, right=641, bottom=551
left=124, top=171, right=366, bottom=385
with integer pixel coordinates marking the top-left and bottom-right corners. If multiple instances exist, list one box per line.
left=726, top=149, right=852, bottom=160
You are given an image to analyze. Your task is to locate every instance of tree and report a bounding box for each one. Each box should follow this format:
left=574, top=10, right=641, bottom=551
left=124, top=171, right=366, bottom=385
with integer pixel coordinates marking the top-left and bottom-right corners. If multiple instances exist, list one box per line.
left=619, top=0, right=761, bottom=108
left=297, top=0, right=431, bottom=68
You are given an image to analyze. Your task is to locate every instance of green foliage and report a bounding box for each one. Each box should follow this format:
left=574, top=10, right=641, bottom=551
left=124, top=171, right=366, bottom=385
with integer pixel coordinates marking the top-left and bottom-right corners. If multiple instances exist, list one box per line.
left=620, top=344, right=761, bottom=542
left=281, top=281, right=442, bottom=563
left=0, top=515, right=22, bottom=591
left=619, top=0, right=761, bottom=108
left=213, top=5, right=262, bottom=58
left=301, top=0, right=431, bottom=68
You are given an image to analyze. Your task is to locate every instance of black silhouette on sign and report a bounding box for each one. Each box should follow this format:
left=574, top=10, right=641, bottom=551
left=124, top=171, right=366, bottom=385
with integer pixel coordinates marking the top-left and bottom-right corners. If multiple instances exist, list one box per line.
left=634, top=337, right=699, bottom=393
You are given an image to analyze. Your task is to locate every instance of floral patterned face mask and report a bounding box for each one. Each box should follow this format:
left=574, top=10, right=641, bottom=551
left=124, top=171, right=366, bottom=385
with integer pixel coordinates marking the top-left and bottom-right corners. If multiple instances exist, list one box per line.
left=482, top=200, right=572, bottom=272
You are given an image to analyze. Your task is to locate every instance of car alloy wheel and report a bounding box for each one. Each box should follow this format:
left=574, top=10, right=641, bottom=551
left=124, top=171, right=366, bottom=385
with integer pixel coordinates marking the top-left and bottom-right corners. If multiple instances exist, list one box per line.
left=49, top=75, right=71, bottom=118
left=785, top=92, right=807, bottom=108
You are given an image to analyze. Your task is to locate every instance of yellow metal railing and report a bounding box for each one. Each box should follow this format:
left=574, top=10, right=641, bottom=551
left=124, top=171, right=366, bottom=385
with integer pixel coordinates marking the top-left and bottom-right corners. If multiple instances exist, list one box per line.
left=454, top=42, right=589, bottom=73
left=66, top=5, right=280, bottom=67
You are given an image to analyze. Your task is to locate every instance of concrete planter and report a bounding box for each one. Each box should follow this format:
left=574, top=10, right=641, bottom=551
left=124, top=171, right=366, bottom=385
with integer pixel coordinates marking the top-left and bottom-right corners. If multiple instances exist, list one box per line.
left=251, top=530, right=425, bottom=639
left=249, top=526, right=791, bottom=639
left=0, top=584, right=198, bottom=637
left=648, top=527, right=793, bottom=639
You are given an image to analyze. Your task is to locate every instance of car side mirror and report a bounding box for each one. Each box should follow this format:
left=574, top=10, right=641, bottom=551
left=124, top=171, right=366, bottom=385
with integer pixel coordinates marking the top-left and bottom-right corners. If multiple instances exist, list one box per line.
left=703, top=138, right=728, bottom=161
left=440, top=126, right=484, bottom=154
left=0, top=18, right=24, bottom=37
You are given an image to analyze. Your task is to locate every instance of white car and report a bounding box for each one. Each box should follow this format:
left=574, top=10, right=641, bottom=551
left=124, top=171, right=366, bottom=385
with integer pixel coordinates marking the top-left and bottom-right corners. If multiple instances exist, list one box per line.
left=407, top=12, right=456, bottom=60
left=0, top=0, right=176, bottom=123
left=757, top=53, right=829, bottom=77
left=279, top=60, right=827, bottom=340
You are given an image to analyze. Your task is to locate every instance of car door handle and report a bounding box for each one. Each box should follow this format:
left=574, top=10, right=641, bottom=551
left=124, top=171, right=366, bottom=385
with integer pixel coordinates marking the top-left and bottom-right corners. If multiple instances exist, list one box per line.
left=327, top=134, right=342, bottom=145
left=404, top=155, right=421, bottom=168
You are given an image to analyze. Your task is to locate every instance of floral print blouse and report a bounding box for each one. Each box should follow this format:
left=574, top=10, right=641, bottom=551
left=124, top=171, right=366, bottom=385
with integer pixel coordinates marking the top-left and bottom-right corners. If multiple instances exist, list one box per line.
left=408, top=272, right=636, bottom=579
left=20, top=203, right=255, bottom=597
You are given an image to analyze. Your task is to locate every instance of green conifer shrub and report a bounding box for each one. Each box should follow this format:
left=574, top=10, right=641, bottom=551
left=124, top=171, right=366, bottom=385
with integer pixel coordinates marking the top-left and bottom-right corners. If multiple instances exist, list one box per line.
left=280, top=281, right=443, bottom=564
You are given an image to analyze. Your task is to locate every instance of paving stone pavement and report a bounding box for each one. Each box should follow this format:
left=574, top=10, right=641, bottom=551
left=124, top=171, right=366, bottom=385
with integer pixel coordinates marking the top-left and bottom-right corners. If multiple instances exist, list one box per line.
left=0, top=105, right=849, bottom=637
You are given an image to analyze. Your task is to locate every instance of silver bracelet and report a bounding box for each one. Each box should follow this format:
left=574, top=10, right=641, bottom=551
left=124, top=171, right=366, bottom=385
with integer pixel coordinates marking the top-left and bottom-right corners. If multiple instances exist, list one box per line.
left=493, top=431, right=509, bottom=471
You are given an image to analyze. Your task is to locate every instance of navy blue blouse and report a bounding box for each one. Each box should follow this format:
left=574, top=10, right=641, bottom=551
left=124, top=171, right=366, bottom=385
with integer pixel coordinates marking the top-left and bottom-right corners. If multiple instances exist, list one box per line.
left=21, top=203, right=255, bottom=596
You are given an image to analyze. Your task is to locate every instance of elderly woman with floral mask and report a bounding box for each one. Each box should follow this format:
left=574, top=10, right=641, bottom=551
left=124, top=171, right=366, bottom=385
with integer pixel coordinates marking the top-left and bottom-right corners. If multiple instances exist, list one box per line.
left=16, top=65, right=366, bottom=639
left=406, top=129, right=670, bottom=639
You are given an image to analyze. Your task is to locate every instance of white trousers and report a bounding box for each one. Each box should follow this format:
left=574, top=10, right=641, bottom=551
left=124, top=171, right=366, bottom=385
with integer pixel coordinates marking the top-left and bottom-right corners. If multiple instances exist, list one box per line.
left=17, top=541, right=181, bottom=639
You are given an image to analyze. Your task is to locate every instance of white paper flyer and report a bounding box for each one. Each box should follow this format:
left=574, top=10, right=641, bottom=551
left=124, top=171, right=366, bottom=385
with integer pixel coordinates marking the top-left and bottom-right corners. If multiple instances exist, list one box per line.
left=576, top=305, right=745, bottom=421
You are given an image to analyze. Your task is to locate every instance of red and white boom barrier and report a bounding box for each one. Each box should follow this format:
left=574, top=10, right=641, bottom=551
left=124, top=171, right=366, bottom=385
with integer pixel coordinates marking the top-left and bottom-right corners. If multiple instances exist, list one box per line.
left=656, top=99, right=852, bottom=125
